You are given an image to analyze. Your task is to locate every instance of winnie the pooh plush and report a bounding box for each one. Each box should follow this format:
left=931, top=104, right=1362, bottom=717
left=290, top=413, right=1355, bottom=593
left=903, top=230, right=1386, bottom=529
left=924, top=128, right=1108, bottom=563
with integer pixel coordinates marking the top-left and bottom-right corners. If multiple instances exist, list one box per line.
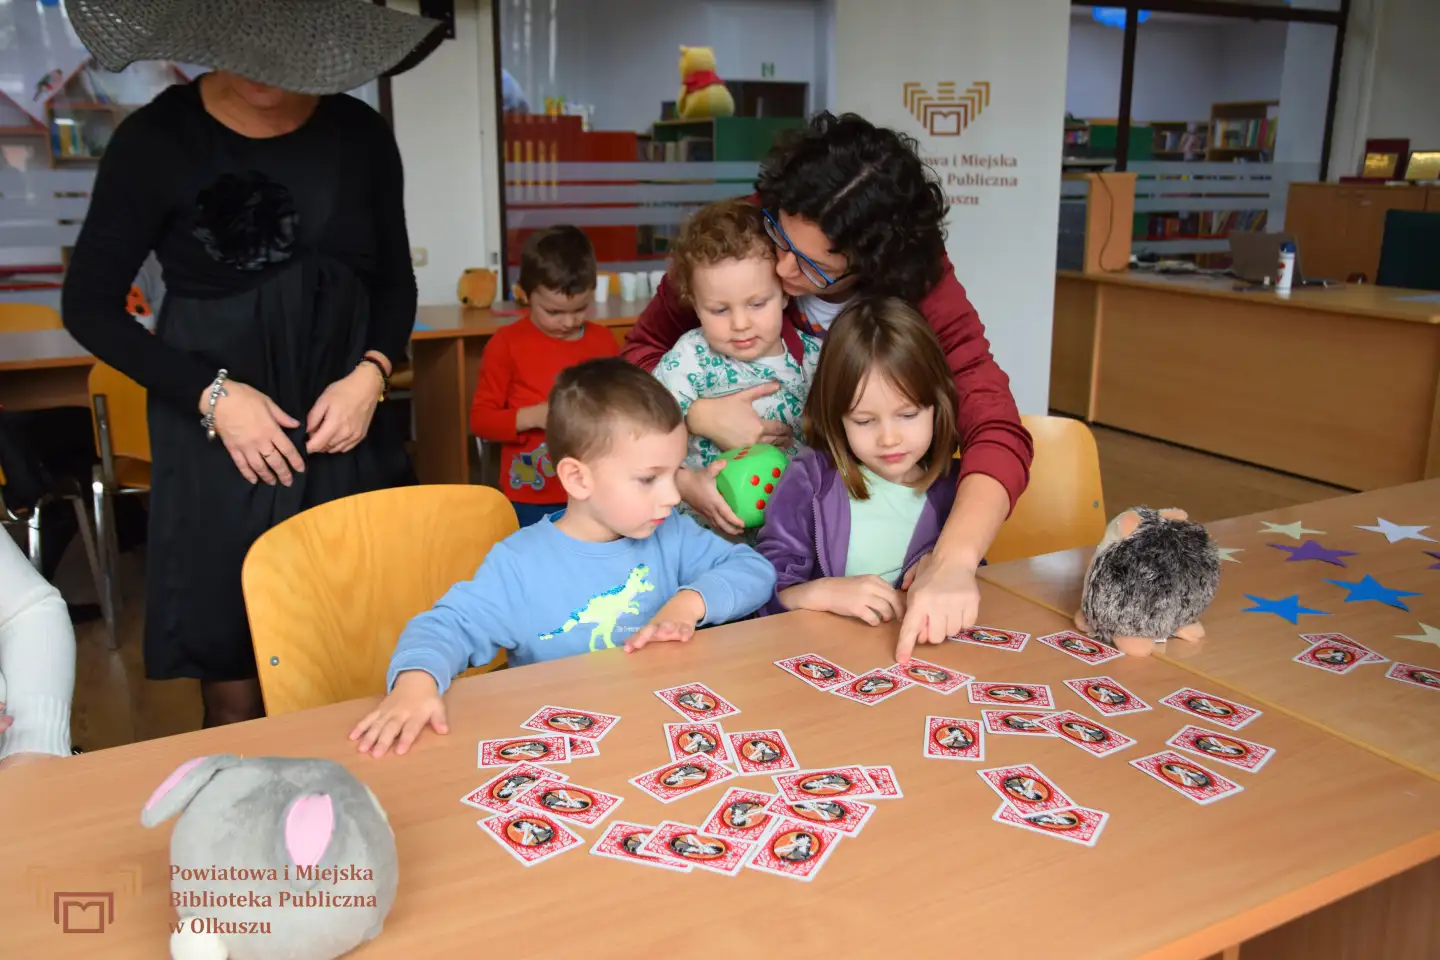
left=678, top=46, right=735, bottom=121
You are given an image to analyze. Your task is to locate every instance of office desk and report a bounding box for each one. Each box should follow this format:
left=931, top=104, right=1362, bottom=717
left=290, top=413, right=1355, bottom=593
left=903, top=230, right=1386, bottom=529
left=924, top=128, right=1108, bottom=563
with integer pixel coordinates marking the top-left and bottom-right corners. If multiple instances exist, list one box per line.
left=979, top=479, right=1440, bottom=780
left=1051, top=270, right=1440, bottom=490
left=0, top=302, right=643, bottom=485
left=2, top=590, right=1438, bottom=960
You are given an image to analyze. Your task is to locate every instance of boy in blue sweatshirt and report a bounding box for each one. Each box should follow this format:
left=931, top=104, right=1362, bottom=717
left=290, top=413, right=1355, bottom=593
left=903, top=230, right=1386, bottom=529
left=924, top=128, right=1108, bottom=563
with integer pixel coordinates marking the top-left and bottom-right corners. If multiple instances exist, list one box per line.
left=350, top=357, right=776, bottom=758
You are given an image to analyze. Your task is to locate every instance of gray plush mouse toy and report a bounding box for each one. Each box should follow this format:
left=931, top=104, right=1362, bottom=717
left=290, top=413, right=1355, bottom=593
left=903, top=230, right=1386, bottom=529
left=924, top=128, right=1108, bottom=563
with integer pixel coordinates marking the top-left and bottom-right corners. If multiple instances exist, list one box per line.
left=1075, top=506, right=1221, bottom=657
left=141, top=755, right=398, bottom=960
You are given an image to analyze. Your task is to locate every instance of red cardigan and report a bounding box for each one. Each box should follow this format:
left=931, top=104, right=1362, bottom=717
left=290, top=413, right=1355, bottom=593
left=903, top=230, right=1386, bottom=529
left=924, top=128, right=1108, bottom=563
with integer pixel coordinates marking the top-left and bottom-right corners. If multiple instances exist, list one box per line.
left=622, top=255, right=1034, bottom=512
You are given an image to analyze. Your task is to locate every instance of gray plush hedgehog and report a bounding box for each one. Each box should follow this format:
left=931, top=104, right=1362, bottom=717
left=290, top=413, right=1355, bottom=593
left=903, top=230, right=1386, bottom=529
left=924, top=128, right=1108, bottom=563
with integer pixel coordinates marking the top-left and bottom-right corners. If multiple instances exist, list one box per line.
left=1075, top=507, right=1221, bottom=657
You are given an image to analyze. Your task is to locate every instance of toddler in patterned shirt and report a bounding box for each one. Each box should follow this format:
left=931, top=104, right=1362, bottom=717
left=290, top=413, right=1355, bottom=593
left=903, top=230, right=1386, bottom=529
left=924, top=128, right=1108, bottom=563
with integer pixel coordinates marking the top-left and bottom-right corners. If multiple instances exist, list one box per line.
left=653, top=199, right=822, bottom=534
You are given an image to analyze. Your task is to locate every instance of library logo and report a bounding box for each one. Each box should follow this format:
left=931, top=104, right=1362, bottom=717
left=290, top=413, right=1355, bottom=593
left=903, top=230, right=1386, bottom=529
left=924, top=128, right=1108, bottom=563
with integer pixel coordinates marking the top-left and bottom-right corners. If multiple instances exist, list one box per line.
left=902, top=81, right=991, bottom=137
left=28, top=865, right=141, bottom=935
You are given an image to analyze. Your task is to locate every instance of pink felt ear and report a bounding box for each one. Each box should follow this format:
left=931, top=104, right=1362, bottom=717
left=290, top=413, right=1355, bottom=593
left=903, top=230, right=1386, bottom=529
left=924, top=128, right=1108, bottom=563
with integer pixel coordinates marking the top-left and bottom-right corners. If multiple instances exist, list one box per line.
left=285, top=794, right=335, bottom=868
left=144, top=757, right=207, bottom=813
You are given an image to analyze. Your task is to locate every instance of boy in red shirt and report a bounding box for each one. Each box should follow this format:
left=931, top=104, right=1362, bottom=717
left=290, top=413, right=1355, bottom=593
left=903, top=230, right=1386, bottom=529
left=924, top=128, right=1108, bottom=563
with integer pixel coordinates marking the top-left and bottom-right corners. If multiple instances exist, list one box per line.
left=470, top=227, right=618, bottom=526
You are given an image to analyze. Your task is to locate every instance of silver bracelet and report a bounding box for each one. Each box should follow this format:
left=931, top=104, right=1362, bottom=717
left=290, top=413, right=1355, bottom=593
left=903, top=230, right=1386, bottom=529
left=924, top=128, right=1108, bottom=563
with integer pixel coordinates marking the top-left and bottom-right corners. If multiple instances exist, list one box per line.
left=200, top=369, right=229, bottom=440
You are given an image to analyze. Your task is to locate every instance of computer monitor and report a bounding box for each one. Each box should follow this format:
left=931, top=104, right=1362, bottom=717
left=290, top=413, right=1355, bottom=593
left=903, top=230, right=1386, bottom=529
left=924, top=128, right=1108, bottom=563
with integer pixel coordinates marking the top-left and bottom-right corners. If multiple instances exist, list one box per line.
left=1376, top=210, right=1440, bottom=291
left=1227, top=231, right=1293, bottom=284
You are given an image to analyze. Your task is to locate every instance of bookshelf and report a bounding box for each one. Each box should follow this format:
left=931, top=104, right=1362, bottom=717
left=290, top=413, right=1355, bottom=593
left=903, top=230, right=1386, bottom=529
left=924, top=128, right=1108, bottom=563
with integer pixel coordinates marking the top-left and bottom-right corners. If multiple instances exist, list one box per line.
left=647, top=116, right=805, bottom=163
left=1207, top=100, right=1278, bottom=162
left=1150, top=121, right=1207, bottom=161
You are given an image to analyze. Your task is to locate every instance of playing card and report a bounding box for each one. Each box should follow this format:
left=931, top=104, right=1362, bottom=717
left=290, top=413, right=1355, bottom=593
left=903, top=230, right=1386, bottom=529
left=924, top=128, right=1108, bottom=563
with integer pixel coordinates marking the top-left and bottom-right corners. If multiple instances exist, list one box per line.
left=653, top=682, right=741, bottom=721
left=478, top=806, right=583, bottom=867
left=1384, top=662, right=1440, bottom=692
left=519, top=704, right=621, bottom=742
left=664, top=721, right=735, bottom=765
left=883, top=657, right=973, bottom=694
left=460, top=762, right=568, bottom=816
left=976, top=764, right=1075, bottom=816
left=1167, top=725, right=1276, bottom=773
left=992, top=802, right=1110, bottom=847
left=773, top=766, right=880, bottom=802
left=1063, top=676, right=1152, bottom=717
left=950, top=625, right=1031, bottom=652
left=1036, top=630, right=1124, bottom=665
left=1037, top=710, right=1136, bottom=758
left=1293, top=640, right=1367, bottom=675
left=726, top=728, right=801, bottom=775
left=923, top=716, right=985, bottom=761
left=638, top=821, right=754, bottom=877
left=744, top=817, right=843, bottom=882
left=628, top=752, right=736, bottom=804
left=1159, top=687, right=1261, bottom=730
left=774, top=652, right=857, bottom=690
left=982, top=709, right=1057, bottom=737
left=829, top=669, right=915, bottom=706
left=589, top=821, right=691, bottom=872
left=1300, top=633, right=1388, bottom=665
left=477, top=735, right=570, bottom=769
left=968, top=681, right=1054, bottom=709
left=513, top=779, right=624, bottom=828
left=764, top=795, right=876, bottom=837
left=1130, top=750, right=1245, bottom=805
left=863, top=765, right=903, bottom=799
left=566, top=737, right=599, bottom=759
left=700, top=787, right=780, bottom=841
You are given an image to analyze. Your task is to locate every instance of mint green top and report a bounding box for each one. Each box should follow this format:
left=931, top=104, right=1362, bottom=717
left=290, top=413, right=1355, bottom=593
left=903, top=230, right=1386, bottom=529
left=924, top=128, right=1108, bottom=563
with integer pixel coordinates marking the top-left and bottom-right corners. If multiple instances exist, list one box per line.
left=844, top=468, right=927, bottom=583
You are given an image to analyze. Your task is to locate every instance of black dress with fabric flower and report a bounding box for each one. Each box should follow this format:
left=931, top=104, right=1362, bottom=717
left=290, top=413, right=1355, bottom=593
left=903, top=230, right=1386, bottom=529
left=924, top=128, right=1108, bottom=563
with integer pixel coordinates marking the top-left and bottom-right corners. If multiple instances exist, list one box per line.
left=61, top=79, right=417, bottom=682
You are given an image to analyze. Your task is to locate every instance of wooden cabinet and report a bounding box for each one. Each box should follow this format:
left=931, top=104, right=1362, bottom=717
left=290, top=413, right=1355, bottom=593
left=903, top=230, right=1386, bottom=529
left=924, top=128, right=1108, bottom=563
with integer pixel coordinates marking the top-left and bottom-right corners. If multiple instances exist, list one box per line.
left=1286, top=183, right=1436, bottom=282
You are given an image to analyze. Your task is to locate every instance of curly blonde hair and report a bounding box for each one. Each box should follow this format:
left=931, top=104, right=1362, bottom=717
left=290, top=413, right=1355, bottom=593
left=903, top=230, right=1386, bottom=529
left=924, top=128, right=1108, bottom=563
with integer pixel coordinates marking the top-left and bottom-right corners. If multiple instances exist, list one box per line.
left=668, top=198, right=775, bottom=304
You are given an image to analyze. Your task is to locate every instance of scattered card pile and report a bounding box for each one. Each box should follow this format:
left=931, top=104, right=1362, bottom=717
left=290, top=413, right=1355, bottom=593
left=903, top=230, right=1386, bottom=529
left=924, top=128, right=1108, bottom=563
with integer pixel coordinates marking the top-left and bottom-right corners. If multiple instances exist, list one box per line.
left=774, top=651, right=975, bottom=706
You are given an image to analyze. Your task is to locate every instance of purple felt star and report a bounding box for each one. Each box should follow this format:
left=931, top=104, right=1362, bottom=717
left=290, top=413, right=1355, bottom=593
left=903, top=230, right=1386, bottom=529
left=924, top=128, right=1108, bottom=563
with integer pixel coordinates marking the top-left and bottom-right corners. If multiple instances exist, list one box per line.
left=1267, top=540, right=1357, bottom=567
left=1427, top=551, right=1440, bottom=571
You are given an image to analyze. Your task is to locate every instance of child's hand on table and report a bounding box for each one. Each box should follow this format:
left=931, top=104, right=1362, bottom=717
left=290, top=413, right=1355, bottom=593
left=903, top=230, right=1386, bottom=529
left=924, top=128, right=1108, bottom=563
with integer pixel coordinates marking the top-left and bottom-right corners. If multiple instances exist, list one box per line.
left=349, top=671, right=449, bottom=758
left=896, top=558, right=979, bottom=664
left=625, top=589, right=705, bottom=652
left=778, top=576, right=905, bottom=626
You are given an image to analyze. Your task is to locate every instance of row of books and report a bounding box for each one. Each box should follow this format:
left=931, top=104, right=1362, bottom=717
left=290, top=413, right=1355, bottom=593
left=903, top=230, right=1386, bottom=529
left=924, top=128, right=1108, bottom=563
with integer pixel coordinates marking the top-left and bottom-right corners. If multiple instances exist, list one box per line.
left=1155, top=129, right=1206, bottom=153
left=1139, top=209, right=1268, bottom=240
left=639, top=138, right=715, bottom=162
left=1212, top=118, right=1277, bottom=151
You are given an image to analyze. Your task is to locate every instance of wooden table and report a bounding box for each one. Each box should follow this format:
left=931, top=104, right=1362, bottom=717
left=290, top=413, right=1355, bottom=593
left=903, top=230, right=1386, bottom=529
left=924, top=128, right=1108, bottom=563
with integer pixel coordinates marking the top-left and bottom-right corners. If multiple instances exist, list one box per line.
left=1051, top=269, right=1440, bottom=489
left=0, top=301, right=642, bottom=484
left=980, top=479, right=1440, bottom=781
left=3, top=587, right=1437, bottom=959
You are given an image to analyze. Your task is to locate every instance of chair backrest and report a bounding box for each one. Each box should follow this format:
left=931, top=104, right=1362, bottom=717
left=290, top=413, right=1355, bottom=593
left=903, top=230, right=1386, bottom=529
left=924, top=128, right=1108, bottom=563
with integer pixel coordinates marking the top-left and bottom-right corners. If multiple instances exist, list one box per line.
left=88, top=362, right=151, bottom=463
left=1376, top=210, right=1440, bottom=291
left=242, top=485, right=519, bottom=717
left=0, top=302, right=63, bottom=333
left=984, top=414, right=1107, bottom=565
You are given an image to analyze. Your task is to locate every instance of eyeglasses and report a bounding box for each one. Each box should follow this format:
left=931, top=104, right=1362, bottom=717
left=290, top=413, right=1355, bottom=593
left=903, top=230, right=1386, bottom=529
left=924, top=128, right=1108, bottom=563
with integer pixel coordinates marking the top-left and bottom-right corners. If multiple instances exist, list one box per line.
left=762, top=208, right=850, bottom=290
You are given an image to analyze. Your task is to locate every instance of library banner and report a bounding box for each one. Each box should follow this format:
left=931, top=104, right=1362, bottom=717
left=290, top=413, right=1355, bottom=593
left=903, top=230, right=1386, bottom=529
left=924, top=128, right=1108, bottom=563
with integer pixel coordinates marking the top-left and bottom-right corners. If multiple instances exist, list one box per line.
left=834, top=0, right=1070, bottom=414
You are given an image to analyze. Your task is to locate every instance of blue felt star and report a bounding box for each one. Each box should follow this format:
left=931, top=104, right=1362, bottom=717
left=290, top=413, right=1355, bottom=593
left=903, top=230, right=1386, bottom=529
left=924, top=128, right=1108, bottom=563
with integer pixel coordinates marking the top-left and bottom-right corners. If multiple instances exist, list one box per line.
left=1242, top=593, right=1330, bottom=624
left=1322, top=574, right=1422, bottom=611
left=1267, top=540, right=1356, bottom=567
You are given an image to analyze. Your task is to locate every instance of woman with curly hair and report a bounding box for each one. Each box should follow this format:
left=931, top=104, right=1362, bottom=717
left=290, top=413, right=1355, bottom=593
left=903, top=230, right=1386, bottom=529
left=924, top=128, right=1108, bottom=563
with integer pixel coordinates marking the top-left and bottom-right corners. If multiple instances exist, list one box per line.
left=623, top=112, right=1033, bottom=661
left=60, top=0, right=445, bottom=726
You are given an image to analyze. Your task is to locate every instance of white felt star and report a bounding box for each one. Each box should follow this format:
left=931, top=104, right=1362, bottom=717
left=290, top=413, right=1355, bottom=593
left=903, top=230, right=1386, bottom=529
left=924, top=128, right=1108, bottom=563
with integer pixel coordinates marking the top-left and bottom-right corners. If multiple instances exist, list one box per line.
left=1216, top=547, right=1243, bottom=563
left=1396, top=623, right=1440, bottom=647
left=1260, top=521, right=1324, bottom=541
left=1356, top=518, right=1436, bottom=544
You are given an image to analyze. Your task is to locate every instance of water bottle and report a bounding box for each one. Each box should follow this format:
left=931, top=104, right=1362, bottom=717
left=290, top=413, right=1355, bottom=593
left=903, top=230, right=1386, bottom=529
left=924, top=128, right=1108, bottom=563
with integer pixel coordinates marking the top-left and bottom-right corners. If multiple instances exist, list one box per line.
left=1277, top=241, right=1296, bottom=292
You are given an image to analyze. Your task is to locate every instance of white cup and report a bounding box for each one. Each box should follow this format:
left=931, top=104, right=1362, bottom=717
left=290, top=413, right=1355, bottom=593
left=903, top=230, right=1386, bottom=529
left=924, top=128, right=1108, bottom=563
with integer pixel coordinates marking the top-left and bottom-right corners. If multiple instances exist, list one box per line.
left=595, top=274, right=611, bottom=301
left=618, top=272, right=638, bottom=301
left=632, top=272, right=650, bottom=301
left=649, top=270, right=666, bottom=294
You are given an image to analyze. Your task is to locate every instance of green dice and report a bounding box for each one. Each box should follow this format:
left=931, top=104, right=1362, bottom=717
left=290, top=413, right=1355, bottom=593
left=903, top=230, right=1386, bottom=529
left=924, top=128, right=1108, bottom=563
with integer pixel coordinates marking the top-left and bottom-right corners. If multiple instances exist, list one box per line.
left=715, top=443, right=790, bottom=528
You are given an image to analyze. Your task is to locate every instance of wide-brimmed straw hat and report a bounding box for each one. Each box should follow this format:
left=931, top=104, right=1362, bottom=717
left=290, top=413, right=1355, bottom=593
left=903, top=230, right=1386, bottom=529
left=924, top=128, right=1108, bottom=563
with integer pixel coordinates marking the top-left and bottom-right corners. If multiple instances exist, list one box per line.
left=67, top=0, right=446, bottom=95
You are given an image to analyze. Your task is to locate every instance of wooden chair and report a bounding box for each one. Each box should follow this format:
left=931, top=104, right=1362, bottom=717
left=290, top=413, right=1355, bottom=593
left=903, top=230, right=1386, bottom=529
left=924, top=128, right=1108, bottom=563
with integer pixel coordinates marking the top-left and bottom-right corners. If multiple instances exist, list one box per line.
left=0, top=302, right=63, bottom=332
left=984, top=414, right=1107, bottom=565
left=88, top=362, right=152, bottom=647
left=242, top=484, right=517, bottom=717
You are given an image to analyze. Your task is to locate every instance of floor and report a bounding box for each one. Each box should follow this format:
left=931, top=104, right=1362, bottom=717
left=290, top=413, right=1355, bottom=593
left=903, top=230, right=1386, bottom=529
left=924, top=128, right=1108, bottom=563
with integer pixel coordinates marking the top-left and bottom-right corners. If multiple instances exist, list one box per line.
left=50, top=425, right=1349, bottom=754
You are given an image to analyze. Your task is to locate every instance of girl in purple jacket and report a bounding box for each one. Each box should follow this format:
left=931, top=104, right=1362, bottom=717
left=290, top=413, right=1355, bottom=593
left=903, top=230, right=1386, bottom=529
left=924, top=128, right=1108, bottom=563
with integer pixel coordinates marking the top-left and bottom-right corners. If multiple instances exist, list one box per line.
left=757, top=297, right=960, bottom=623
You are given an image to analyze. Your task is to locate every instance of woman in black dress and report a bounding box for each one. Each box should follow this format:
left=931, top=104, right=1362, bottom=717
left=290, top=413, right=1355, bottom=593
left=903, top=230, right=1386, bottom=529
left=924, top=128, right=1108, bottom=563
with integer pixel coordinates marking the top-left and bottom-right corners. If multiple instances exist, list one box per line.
left=61, top=0, right=445, bottom=726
